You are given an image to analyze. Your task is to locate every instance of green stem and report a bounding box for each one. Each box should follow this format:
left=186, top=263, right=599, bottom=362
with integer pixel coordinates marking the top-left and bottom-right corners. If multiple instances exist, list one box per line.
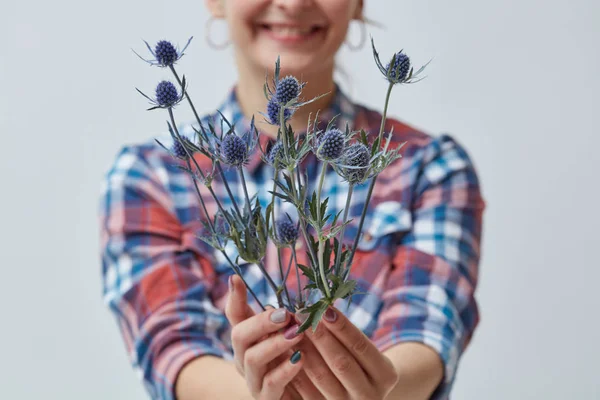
left=237, top=166, right=253, bottom=217
left=334, top=184, right=354, bottom=275
left=318, top=239, right=331, bottom=298
left=315, top=161, right=331, bottom=298
left=169, top=65, right=245, bottom=222
left=344, top=82, right=395, bottom=277
left=291, top=247, right=303, bottom=305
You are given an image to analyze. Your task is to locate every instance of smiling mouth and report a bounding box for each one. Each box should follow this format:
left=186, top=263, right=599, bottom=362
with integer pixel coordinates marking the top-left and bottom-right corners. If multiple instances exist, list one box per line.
left=258, top=24, right=326, bottom=42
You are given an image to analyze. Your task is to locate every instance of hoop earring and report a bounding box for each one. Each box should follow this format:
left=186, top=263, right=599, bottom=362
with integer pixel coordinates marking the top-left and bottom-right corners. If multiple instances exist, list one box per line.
left=205, top=16, right=230, bottom=50
left=345, top=20, right=366, bottom=51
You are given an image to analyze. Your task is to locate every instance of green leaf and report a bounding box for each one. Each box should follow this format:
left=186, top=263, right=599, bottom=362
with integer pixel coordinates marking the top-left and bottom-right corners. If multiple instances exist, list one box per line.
left=334, top=280, right=357, bottom=300
left=298, top=264, right=316, bottom=282
left=265, top=202, right=273, bottom=233
left=360, top=129, right=368, bottom=145
left=268, top=191, right=291, bottom=203
left=311, top=301, right=330, bottom=332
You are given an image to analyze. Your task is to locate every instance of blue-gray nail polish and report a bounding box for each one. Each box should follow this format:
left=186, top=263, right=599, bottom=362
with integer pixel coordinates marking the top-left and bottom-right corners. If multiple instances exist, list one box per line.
left=290, top=350, right=302, bottom=364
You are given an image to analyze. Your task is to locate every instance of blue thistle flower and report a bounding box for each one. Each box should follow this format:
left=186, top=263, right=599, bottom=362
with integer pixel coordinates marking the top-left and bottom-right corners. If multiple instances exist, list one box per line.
left=267, top=141, right=284, bottom=166
left=221, top=134, right=248, bottom=166
left=155, top=81, right=179, bottom=107
left=371, top=38, right=431, bottom=85
left=317, top=128, right=346, bottom=161
left=136, top=78, right=186, bottom=110
left=133, top=37, right=193, bottom=68
left=343, top=143, right=370, bottom=184
left=275, top=76, right=300, bottom=105
left=154, top=40, right=178, bottom=66
left=385, top=52, right=411, bottom=82
left=171, top=136, right=193, bottom=159
left=267, top=98, right=292, bottom=125
left=276, top=218, right=298, bottom=245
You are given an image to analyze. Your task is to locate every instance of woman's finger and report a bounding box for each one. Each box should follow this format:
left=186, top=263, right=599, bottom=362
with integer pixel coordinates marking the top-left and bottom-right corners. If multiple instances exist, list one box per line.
left=244, top=324, right=304, bottom=394
left=304, top=318, right=373, bottom=398
left=321, top=307, right=398, bottom=386
left=225, top=274, right=255, bottom=327
left=230, top=306, right=292, bottom=376
left=293, top=337, right=346, bottom=399
left=259, top=351, right=304, bottom=400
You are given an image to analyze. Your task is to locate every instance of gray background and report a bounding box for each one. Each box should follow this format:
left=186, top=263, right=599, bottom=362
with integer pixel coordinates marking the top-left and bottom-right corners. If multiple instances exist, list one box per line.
left=1, top=0, right=599, bottom=398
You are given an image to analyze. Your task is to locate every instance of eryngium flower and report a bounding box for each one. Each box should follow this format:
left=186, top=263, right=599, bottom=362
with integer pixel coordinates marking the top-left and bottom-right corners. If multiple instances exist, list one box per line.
left=221, top=134, right=248, bottom=166
left=276, top=218, right=298, bottom=244
left=275, top=76, right=300, bottom=105
left=386, top=52, right=411, bottom=82
left=155, top=40, right=178, bottom=66
left=133, top=37, right=193, bottom=67
left=267, top=98, right=292, bottom=125
left=155, top=81, right=179, bottom=107
left=371, top=38, right=430, bottom=85
left=267, top=141, right=284, bottom=166
left=317, top=129, right=345, bottom=161
left=343, top=143, right=370, bottom=184
left=172, top=136, right=194, bottom=159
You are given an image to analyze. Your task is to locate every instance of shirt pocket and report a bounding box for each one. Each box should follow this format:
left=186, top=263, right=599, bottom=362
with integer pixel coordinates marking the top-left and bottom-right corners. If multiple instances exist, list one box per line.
left=353, top=200, right=413, bottom=252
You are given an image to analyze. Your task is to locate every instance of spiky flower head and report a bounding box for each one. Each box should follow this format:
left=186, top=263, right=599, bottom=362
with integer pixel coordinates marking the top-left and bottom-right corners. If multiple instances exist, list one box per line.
left=267, top=98, right=292, bottom=125
left=276, top=218, right=298, bottom=245
left=343, top=143, right=370, bottom=184
left=371, top=38, right=430, bottom=85
left=385, top=52, right=411, bottom=82
left=154, top=40, right=178, bottom=66
left=267, top=141, right=284, bottom=166
left=171, top=136, right=194, bottom=159
left=317, top=128, right=346, bottom=161
left=155, top=81, right=179, bottom=107
left=221, top=134, right=248, bottom=166
left=275, top=76, right=300, bottom=105
left=133, top=37, right=193, bottom=67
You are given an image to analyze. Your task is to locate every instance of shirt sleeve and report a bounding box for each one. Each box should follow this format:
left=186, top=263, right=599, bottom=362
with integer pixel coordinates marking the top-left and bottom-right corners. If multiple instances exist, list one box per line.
left=370, top=134, right=485, bottom=399
left=99, top=145, right=231, bottom=400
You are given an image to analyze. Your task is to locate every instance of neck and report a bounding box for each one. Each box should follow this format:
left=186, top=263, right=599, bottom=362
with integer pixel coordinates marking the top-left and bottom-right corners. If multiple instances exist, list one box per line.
left=234, top=56, right=337, bottom=139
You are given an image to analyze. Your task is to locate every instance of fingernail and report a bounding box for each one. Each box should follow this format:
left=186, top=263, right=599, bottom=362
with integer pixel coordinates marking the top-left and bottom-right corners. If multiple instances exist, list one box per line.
left=270, top=308, right=287, bottom=324
left=290, top=350, right=302, bottom=364
left=324, top=308, right=337, bottom=323
left=284, top=324, right=300, bottom=340
left=295, top=311, right=309, bottom=325
left=228, top=275, right=234, bottom=293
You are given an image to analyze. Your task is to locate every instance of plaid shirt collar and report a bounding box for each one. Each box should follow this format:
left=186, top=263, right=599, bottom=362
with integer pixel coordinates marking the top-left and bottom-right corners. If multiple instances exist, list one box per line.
left=214, top=82, right=359, bottom=174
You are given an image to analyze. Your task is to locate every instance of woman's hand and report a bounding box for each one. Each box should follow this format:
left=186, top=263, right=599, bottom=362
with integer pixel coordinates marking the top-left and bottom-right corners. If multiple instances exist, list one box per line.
left=225, top=275, right=307, bottom=400
left=296, top=306, right=400, bottom=400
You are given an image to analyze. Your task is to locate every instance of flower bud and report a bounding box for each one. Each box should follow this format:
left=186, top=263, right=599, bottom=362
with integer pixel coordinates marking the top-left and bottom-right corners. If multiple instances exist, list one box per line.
left=343, top=143, right=370, bottom=183
left=154, top=40, right=178, bottom=67
left=276, top=218, right=298, bottom=244
left=275, top=76, right=300, bottom=105
left=386, top=52, right=411, bottom=82
left=317, top=129, right=345, bottom=161
left=267, top=98, right=291, bottom=125
left=221, top=134, right=248, bottom=166
left=155, top=81, right=179, bottom=107
left=267, top=141, right=284, bottom=166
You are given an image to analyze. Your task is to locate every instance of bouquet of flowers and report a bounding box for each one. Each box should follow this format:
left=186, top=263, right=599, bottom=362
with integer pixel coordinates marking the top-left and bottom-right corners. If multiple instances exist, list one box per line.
left=133, top=37, right=429, bottom=333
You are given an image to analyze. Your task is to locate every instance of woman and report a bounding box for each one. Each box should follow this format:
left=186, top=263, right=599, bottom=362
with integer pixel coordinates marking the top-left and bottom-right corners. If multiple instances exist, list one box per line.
left=100, top=0, right=485, bottom=399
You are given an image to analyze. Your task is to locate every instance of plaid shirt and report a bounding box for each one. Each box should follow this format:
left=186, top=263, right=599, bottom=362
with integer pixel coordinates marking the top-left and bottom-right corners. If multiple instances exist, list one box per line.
left=100, top=83, right=485, bottom=399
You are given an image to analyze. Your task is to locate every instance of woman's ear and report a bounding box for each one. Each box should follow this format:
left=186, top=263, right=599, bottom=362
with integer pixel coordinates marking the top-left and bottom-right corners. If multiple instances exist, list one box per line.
left=205, top=0, right=226, bottom=18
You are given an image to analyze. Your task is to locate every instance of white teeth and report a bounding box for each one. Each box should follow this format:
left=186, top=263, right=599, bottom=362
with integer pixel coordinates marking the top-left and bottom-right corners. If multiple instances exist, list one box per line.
left=269, top=26, right=313, bottom=36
